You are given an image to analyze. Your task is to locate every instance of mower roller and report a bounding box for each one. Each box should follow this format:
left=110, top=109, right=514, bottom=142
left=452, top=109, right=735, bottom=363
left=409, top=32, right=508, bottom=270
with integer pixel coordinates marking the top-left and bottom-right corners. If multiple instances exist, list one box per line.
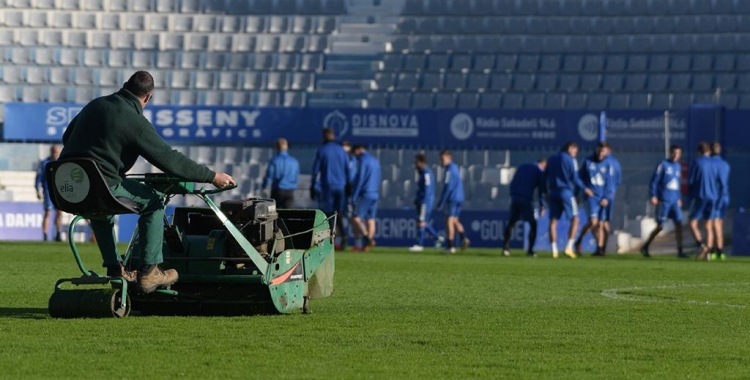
left=45, top=158, right=335, bottom=318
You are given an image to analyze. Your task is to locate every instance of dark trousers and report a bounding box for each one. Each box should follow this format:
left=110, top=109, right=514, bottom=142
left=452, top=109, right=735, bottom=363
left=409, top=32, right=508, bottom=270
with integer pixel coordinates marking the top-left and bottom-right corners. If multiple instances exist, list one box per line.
left=271, top=188, right=295, bottom=209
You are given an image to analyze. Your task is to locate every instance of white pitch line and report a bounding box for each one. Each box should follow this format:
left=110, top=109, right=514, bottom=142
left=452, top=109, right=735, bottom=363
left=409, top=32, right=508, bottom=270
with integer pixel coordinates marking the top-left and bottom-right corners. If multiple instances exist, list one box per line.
left=600, top=283, right=750, bottom=308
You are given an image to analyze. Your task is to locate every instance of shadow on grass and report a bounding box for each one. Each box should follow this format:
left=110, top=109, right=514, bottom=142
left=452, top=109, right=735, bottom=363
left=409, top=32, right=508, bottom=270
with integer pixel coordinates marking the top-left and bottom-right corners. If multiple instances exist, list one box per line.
left=0, top=307, right=49, bottom=320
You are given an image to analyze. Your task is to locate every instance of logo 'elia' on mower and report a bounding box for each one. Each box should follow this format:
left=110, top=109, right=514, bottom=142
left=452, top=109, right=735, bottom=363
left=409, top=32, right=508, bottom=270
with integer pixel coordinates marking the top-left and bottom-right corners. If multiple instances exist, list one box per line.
left=270, top=263, right=305, bottom=286
left=54, top=163, right=90, bottom=204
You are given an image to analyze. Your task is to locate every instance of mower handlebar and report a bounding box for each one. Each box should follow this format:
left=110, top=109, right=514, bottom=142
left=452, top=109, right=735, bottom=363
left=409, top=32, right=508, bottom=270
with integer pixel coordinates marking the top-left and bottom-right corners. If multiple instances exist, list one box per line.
left=126, top=173, right=237, bottom=196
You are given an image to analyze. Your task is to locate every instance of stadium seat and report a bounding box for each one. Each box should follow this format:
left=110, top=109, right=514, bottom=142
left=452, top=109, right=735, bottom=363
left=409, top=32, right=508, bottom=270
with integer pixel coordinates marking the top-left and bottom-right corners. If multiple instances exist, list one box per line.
left=517, top=55, right=540, bottom=72
left=580, top=74, right=601, bottom=91
left=524, top=93, right=544, bottom=109
left=535, top=74, right=557, bottom=91
left=479, top=93, right=501, bottom=109
left=490, top=73, right=512, bottom=91
left=566, top=93, right=586, bottom=109
left=467, top=73, right=489, bottom=91
left=714, top=54, right=735, bottom=71
left=715, top=73, right=736, bottom=90
left=421, top=72, right=442, bottom=91
left=276, top=53, right=298, bottom=70
left=609, top=94, right=628, bottom=109
left=25, top=67, right=47, bottom=84
left=444, top=73, right=465, bottom=90
left=720, top=93, right=738, bottom=109
left=58, top=49, right=80, bottom=66
left=558, top=74, right=579, bottom=91
left=691, top=74, right=713, bottom=92
left=266, top=72, right=288, bottom=91
left=97, top=69, right=119, bottom=87
left=502, top=93, right=523, bottom=108
left=451, top=55, right=472, bottom=71
left=170, top=71, right=191, bottom=89
left=544, top=93, right=565, bottom=109
left=584, top=55, right=605, bottom=72
left=624, top=74, right=647, bottom=91
left=587, top=93, right=608, bottom=109
left=630, top=93, right=650, bottom=109
left=195, top=71, right=215, bottom=90
left=389, top=92, right=411, bottom=108
left=668, top=74, right=691, bottom=91
left=412, top=92, right=433, bottom=109
left=457, top=93, right=478, bottom=109
left=373, top=73, right=395, bottom=91
left=562, top=55, right=584, bottom=71
left=602, top=74, right=624, bottom=91
left=396, top=73, right=418, bottom=91
left=366, top=92, right=387, bottom=108
left=435, top=93, right=457, bottom=109
left=300, top=54, right=322, bottom=71
left=672, top=93, right=692, bottom=109
left=651, top=93, right=670, bottom=109
left=495, top=55, right=517, bottom=72
left=381, top=54, right=402, bottom=71
left=283, top=91, right=305, bottom=107
left=242, top=72, right=264, bottom=90
left=406, top=54, right=427, bottom=71
left=204, top=53, right=225, bottom=69
left=209, top=34, right=233, bottom=52
left=647, top=74, right=669, bottom=91
left=253, top=53, right=274, bottom=70
left=474, top=55, right=495, bottom=71
left=539, top=55, right=561, bottom=72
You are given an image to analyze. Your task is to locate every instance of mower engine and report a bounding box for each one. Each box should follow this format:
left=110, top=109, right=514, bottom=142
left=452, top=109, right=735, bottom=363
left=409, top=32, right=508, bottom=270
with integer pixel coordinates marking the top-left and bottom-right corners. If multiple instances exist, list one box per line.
left=220, top=198, right=285, bottom=258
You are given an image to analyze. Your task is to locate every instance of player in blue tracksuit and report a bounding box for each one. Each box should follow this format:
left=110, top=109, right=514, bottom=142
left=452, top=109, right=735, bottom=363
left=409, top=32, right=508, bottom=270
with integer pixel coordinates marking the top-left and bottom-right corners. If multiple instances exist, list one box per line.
left=601, top=145, right=621, bottom=251
left=503, top=159, right=547, bottom=258
left=35, top=145, right=63, bottom=241
left=437, top=150, right=468, bottom=254
left=261, top=138, right=299, bottom=209
left=545, top=141, right=593, bottom=259
left=311, top=128, right=351, bottom=250
left=340, top=141, right=358, bottom=247
left=688, top=142, right=719, bottom=260
left=641, top=145, right=687, bottom=258
left=575, top=143, right=615, bottom=256
left=710, top=142, right=730, bottom=261
left=409, top=154, right=443, bottom=252
left=350, top=145, right=381, bottom=251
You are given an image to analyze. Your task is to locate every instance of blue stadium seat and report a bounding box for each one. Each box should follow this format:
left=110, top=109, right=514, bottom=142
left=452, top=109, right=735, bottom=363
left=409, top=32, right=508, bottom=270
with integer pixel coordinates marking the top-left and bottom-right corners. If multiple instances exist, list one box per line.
left=602, top=74, right=624, bottom=91
left=651, top=93, right=670, bottom=109
left=716, top=15, right=738, bottom=33
left=405, top=54, right=426, bottom=71
left=490, top=73, right=511, bottom=91
left=257, top=91, right=280, bottom=106
left=444, top=72, right=465, bottom=90
left=630, top=93, right=650, bottom=109
left=467, top=73, right=489, bottom=91
left=624, top=74, right=647, bottom=91
left=457, top=93, right=478, bottom=109
left=586, top=93, right=609, bottom=109
left=669, top=74, right=691, bottom=91
left=451, top=55, right=472, bottom=71
left=396, top=73, right=418, bottom=91
left=607, top=36, right=630, bottom=53
left=715, top=73, right=736, bottom=90
left=517, top=54, right=539, bottom=72
left=558, top=74, right=579, bottom=91
left=562, top=55, right=583, bottom=71
left=300, top=54, right=322, bottom=71
left=580, top=74, right=601, bottom=91
left=389, top=92, right=411, bottom=108
left=421, top=72, right=442, bottom=91
left=605, top=55, right=626, bottom=71
left=582, top=0, right=604, bottom=16
left=672, top=93, right=692, bottom=109
left=647, top=74, right=669, bottom=91
left=25, top=67, right=46, bottom=85
left=97, top=68, right=119, bottom=87
left=583, top=55, right=605, bottom=72
left=502, top=93, right=523, bottom=108
left=474, top=54, right=495, bottom=71
left=544, top=92, right=564, bottom=109
left=670, top=54, right=691, bottom=71
left=714, top=54, right=735, bottom=71
left=535, top=74, right=557, bottom=91
left=480, top=93, right=501, bottom=109
left=691, top=74, right=713, bottom=92
left=693, top=93, right=716, bottom=105
left=49, top=67, right=69, bottom=85
left=42, top=30, right=64, bottom=47
left=242, top=72, right=264, bottom=90
left=512, top=73, right=534, bottom=91
left=609, top=94, right=628, bottom=109
left=649, top=55, right=669, bottom=71
left=720, top=93, right=738, bottom=109
left=283, top=91, right=305, bottom=107
left=374, top=73, right=395, bottom=91
left=569, top=17, right=590, bottom=35
left=412, top=92, right=433, bottom=109
left=539, top=55, right=561, bottom=72
left=366, top=92, right=387, bottom=108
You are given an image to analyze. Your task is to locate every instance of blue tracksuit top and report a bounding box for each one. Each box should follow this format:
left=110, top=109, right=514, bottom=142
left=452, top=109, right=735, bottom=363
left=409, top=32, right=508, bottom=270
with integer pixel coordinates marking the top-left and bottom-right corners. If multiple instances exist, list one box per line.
left=438, top=162, right=465, bottom=207
left=649, top=159, right=682, bottom=203
left=415, top=167, right=436, bottom=205
left=35, top=157, right=52, bottom=194
left=580, top=155, right=614, bottom=200
left=312, top=142, right=350, bottom=191
left=352, top=152, right=380, bottom=200
left=605, top=155, right=622, bottom=194
left=262, top=151, right=299, bottom=191
left=510, top=163, right=546, bottom=206
left=688, top=155, right=718, bottom=200
left=546, top=151, right=586, bottom=196
left=348, top=155, right=358, bottom=184
left=712, top=155, right=730, bottom=203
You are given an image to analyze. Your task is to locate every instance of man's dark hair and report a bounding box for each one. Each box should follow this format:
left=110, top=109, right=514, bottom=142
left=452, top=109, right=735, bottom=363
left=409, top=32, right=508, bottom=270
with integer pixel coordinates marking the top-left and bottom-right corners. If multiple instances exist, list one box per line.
left=416, top=153, right=427, bottom=164
left=340, top=140, right=351, bottom=148
left=562, top=141, right=578, bottom=151
left=440, top=150, right=451, bottom=157
left=123, top=71, right=154, bottom=97
left=697, top=142, right=711, bottom=154
left=537, top=158, right=547, bottom=164
left=352, top=144, right=366, bottom=152
left=322, top=128, right=335, bottom=142
left=670, top=145, right=682, bottom=152
left=597, top=141, right=610, bottom=149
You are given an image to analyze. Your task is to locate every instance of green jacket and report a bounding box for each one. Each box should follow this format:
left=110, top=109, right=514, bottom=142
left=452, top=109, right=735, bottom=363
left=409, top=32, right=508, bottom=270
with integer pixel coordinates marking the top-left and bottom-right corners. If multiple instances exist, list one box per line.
left=61, top=89, right=215, bottom=187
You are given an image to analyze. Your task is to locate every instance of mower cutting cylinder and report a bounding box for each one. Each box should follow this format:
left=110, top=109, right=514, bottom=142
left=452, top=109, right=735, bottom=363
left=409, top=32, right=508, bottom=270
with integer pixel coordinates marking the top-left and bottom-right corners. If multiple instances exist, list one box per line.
left=48, top=288, right=130, bottom=318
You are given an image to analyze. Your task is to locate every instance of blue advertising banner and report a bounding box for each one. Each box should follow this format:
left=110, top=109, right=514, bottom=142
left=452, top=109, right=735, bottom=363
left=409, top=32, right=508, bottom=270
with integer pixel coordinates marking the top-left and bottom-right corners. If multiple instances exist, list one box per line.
left=732, top=210, right=750, bottom=257
left=3, top=103, right=689, bottom=150
left=0, top=201, right=47, bottom=241
left=116, top=206, right=597, bottom=252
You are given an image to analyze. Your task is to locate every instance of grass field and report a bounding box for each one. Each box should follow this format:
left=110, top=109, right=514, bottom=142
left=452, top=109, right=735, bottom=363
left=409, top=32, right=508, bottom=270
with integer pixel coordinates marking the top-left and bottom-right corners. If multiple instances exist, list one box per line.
left=1, top=242, right=749, bottom=380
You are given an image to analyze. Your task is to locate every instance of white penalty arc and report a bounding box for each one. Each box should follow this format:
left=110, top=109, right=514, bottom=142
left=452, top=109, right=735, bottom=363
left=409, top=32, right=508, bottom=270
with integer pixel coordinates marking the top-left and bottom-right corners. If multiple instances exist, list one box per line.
left=600, top=283, right=750, bottom=309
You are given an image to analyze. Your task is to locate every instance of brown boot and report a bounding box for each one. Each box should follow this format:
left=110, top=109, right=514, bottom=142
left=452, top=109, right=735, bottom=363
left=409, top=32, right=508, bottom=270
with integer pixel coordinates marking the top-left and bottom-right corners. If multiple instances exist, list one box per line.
left=137, top=265, right=179, bottom=294
left=106, top=264, right=138, bottom=283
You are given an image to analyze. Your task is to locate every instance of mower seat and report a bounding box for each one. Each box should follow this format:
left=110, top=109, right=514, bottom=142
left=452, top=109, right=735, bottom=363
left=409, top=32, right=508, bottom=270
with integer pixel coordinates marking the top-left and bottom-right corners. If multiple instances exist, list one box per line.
left=46, top=158, right=140, bottom=217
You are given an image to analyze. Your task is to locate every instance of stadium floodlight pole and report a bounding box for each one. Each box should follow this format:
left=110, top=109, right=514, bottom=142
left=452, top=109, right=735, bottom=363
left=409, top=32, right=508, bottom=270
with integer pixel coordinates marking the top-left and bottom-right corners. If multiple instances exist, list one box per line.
left=599, top=111, right=606, bottom=142
left=664, top=110, right=670, bottom=159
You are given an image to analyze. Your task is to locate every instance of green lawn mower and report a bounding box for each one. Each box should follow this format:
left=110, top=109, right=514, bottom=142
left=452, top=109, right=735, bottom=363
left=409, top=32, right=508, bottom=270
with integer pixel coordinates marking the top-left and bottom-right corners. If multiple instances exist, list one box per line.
left=45, top=158, right=335, bottom=318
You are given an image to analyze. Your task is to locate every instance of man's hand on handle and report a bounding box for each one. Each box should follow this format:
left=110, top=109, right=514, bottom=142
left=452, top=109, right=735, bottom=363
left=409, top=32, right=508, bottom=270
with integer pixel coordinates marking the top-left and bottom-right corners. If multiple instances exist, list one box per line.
left=650, top=196, right=659, bottom=206
left=212, top=172, right=236, bottom=188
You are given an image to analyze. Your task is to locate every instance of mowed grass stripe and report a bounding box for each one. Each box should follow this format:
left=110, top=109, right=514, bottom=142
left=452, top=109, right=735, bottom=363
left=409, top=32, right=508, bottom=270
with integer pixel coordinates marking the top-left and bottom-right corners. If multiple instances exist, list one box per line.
left=0, top=242, right=749, bottom=380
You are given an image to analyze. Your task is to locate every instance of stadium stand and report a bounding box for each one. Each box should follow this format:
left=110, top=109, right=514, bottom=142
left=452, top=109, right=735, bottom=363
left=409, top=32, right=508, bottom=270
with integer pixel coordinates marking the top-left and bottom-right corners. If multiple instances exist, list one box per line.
left=0, top=0, right=748, bottom=235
